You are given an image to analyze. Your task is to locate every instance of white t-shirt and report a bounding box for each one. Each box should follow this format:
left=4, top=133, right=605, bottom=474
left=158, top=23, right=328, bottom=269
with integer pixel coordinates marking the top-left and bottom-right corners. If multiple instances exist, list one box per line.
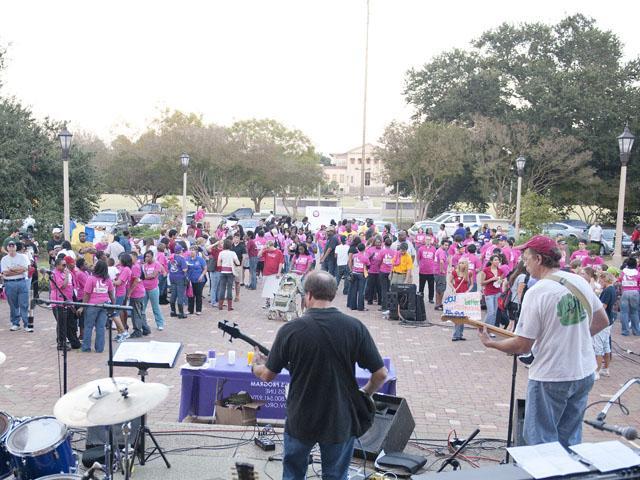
left=335, top=244, right=350, bottom=266
left=516, top=270, right=601, bottom=382
left=0, top=253, right=29, bottom=279
left=106, top=241, right=124, bottom=260
left=588, top=225, right=602, bottom=242
left=218, top=250, right=239, bottom=271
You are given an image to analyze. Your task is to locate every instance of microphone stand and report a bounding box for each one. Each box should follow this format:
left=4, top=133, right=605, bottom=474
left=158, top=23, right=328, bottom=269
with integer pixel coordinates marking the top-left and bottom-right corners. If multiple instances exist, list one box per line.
left=594, top=377, right=640, bottom=422
left=437, top=428, right=481, bottom=472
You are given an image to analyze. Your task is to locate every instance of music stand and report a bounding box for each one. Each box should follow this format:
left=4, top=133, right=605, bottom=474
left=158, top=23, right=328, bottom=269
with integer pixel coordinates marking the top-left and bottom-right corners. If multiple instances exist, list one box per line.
left=109, top=341, right=182, bottom=473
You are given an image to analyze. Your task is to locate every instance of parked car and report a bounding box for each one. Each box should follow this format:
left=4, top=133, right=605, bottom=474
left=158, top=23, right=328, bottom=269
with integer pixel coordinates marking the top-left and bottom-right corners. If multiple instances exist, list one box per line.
left=541, top=222, right=588, bottom=241
left=87, top=209, right=131, bottom=234
left=428, top=212, right=497, bottom=236
left=237, top=218, right=260, bottom=234
left=136, top=213, right=168, bottom=230
left=599, top=228, right=632, bottom=256
left=408, top=220, right=441, bottom=236
left=130, top=203, right=166, bottom=225
left=373, top=221, right=398, bottom=236
left=225, top=208, right=254, bottom=221
left=559, top=219, right=590, bottom=230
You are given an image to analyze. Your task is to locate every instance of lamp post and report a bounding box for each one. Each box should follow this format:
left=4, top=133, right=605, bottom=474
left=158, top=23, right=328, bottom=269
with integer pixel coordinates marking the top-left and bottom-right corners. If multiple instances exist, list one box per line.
left=613, top=124, right=635, bottom=265
left=514, top=155, right=526, bottom=239
left=359, top=0, right=370, bottom=201
left=180, top=153, right=190, bottom=230
left=58, top=125, right=73, bottom=241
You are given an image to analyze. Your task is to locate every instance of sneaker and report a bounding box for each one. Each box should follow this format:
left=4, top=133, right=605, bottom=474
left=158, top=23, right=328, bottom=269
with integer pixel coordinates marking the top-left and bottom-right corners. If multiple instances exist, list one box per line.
left=381, top=310, right=390, bottom=315
left=128, top=332, right=142, bottom=339
left=25, top=327, right=34, bottom=333
left=10, top=325, right=20, bottom=331
left=600, top=368, right=610, bottom=377
left=158, top=326, right=164, bottom=331
left=434, top=305, right=443, bottom=311
left=114, top=333, right=122, bottom=342
left=195, top=312, right=201, bottom=316
left=594, top=371, right=600, bottom=380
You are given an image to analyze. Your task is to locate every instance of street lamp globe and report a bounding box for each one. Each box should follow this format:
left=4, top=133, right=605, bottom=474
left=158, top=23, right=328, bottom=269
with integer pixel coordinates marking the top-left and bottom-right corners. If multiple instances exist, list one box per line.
left=618, top=125, right=635, bottom=164
left=58, top=125, right=73, bottom=155
left=516, top=155, right=526, bottom=175
left=180, top=153, right=190, bottom=169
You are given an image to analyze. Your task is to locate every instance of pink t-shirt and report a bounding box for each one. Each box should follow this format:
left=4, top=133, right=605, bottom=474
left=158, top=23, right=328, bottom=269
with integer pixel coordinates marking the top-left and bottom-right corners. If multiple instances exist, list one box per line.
left=351, top=252, right=370, bottom=273
left=414, top=233, right=427, bottom=246
left=142, top=261, right=163, bottom=290
left=366, top=246, right=384, bottom=274
left=84, top=275, right=114, bottom=304
left=619, top=268, right=640, bottom=292
left=51, top=269, right=73, bottom=303
left=255, top=237, right=268, bottom=257
left=71, top=268, right=88, bottom=298
left=570, top=249, right=589, bottom=263
left=417, top=245, right=436, bottom=275
left=156, top=252, right=168, bottom=271
left=129, top=263, right=146, bottom=299
left=291, top=254, right=314, bottom=275
left=462, top=253, right=483, bottom=280
left=581, top=256, right=604, bottom=269
left=435, top=248, right=448, bottom=275
left=115, top=266, right=130, bottom=297
left=379, top=248, right=396, bottom=274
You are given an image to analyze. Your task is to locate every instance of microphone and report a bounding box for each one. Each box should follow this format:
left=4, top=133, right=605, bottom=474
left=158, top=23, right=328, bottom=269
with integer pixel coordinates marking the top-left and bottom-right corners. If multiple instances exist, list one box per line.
left=584, top=419, right=638, bottom=440
left=39, top=267, right=53, bottom=275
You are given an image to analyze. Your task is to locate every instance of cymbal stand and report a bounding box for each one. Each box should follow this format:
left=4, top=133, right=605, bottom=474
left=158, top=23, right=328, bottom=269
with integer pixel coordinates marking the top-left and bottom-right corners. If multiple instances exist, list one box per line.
left=122, top=421, right=132, bottom=480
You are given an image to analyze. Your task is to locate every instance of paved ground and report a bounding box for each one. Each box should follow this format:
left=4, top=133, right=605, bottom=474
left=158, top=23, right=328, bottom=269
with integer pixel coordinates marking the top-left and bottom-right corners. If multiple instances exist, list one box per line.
left=1, top=278, right=639, bottom=476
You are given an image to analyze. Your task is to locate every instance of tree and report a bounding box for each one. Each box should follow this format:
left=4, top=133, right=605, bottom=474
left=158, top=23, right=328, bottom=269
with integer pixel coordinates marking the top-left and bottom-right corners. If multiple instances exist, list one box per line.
left=404, top=14, right=640, bottom=215
left=376, top=121, right=469, bottom=221
left=519, top=192, right=558, bottom=234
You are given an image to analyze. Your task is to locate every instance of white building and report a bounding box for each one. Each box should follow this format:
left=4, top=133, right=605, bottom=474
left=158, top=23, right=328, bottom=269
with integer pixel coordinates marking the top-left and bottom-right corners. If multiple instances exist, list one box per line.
left=323, top=143, right=386, bottom=195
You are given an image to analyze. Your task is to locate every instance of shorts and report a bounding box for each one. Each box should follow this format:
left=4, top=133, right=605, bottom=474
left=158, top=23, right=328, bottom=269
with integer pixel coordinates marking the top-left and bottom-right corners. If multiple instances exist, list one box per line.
left=435, top=275, right=447, bottom=294
left=113, top=294, right=127, bottom=318
left=593, top=326, right=611, bottom=356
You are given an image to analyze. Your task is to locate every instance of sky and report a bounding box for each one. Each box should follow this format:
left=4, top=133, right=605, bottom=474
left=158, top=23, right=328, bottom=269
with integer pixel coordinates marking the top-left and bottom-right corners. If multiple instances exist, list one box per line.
left=1, top=1, right=639, bottom=155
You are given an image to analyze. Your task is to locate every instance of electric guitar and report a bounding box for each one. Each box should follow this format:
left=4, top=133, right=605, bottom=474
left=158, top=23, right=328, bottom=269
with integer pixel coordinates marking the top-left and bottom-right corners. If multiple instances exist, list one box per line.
left=441, top=315, right=516, bottom=338
left=218, top=321, right=271, bottom=356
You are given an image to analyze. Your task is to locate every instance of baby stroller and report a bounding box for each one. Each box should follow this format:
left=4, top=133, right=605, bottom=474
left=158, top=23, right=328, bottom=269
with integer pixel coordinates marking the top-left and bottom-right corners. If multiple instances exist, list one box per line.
left=267, top=273, right=304, bottom=322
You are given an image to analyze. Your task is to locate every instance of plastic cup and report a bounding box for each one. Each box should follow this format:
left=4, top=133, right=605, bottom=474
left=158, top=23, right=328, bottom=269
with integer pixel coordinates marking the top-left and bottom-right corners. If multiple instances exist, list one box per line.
left=227, top=350, right=236, bottom=365
left=247, top=351, right=254, bottom=366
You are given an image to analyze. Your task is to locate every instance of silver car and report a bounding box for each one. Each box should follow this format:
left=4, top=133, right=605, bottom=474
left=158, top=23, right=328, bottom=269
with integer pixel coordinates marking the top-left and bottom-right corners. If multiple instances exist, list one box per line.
left=599, top=228, right=632, bottom=256
left=541, top=222, right=588, bottom=241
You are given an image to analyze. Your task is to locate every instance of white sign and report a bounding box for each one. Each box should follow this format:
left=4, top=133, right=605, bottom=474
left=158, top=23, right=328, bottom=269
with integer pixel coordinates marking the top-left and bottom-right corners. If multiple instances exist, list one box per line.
left=305, top=206, right=342, bottom=231
left=443, top=292, right=482, bottom=321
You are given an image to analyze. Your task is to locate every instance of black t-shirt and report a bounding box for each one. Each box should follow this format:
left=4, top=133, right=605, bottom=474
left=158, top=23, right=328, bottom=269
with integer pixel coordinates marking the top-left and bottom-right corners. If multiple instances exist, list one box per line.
left=599, top=285, right=616, bottom=325
left=231, top=242, right=246, bottom=264
left=324, top=234, right=339, bottom=258
left=266, top=307, right=383, bottom=443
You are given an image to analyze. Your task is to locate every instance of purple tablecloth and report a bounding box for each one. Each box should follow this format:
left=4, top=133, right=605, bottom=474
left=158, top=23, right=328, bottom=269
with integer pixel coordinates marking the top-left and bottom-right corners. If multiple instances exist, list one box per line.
left=178, top=357, right=397, bottom=421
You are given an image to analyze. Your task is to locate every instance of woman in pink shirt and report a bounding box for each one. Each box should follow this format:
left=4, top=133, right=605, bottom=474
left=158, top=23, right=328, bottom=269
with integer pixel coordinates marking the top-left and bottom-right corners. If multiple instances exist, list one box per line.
left=619, top=257, right=640, bottom=336
left=81, top=260, right=115, bottom=353
left=50, top=257, right=81, bottom=350
left=347, top=243, right=370, bottom=311
left=156, top=243, right=169, bottom=304
left=127, top=252, right=151, bottom=338
left=417, top=242, right=437, bottom=303
left=379, top=237, right=396, bottom=313
left=291, top=244, right=314, bottom=276
left=414, top=227, right=427, bottom=248
left=365, top=237, right=384, bottom=307
left=142, top=250, right=167, bottom=331
left=113, top=257, right=131, bottom=332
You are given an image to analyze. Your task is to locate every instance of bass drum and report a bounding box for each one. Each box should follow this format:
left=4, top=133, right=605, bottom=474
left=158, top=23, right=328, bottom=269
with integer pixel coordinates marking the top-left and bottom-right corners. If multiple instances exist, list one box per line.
left=5, top=416, right=75, bottom=480
left=0, top=412, right=14, bottom=479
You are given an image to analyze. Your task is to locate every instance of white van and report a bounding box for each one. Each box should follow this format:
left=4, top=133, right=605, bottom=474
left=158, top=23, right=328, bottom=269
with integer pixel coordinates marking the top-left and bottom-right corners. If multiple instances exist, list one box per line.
left=430, top=212, right=495, bottom=237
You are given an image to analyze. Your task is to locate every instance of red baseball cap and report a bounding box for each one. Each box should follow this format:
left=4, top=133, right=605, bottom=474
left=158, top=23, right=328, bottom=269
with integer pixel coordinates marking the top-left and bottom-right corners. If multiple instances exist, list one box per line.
left=64, top=256, right=76, bottom=265
left=516, top=235, right=558, bottom=255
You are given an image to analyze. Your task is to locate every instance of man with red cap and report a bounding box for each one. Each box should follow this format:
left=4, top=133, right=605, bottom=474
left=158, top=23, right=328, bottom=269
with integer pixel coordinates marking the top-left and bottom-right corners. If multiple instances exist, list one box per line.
left=479, top=235, right=609, bottom=448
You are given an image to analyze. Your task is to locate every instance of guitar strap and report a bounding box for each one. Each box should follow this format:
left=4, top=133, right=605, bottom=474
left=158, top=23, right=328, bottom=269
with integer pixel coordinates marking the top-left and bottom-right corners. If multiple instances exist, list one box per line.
left=547, top=273, right=593, bottom=321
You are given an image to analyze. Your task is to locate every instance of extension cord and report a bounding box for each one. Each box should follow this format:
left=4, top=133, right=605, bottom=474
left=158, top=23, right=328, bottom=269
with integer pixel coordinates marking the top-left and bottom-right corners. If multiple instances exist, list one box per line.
left=254, top=436, right=275, bottom=451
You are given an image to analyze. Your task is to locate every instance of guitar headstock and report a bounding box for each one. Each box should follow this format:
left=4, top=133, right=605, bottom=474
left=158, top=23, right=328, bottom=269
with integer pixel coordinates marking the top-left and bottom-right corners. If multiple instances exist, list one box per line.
left=218, top=320, right=240, bottom=343
left=233, top=462, right=257, bottom=480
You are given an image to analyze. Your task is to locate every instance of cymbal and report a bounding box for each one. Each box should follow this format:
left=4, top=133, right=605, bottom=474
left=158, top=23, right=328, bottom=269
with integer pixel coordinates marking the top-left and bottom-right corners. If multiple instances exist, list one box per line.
left=0, top=352, right=5, bottom=365
left=87, top=382, right=169, bottom=425
left=54, top=377, right=142, bottom=428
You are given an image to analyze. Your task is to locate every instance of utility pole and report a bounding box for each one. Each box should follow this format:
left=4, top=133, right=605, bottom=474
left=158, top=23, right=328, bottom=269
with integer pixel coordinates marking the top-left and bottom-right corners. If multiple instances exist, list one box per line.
left=359, top=0, right=370, bottom=201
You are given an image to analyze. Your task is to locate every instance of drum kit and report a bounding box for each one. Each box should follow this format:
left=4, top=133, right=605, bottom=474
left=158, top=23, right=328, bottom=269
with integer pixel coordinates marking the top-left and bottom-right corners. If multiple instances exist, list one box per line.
left=0, top=359, right=169, bottom=480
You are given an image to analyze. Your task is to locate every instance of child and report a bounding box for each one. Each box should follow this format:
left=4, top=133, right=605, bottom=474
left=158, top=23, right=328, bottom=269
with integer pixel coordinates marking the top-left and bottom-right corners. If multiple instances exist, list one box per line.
left=449, top=258, right=473, bottom=341
left=595, top=272, right=616, bottom=378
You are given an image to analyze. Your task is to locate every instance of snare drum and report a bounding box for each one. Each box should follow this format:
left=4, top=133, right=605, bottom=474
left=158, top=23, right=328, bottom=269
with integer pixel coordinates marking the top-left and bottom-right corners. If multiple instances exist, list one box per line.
left=6, top=416, right=75, bottom=480
left=0, top=412, right=14, bottom=479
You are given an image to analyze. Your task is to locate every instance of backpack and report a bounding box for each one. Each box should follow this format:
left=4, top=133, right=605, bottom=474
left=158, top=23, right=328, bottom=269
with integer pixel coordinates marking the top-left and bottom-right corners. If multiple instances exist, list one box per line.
left=497, top=285, right=512, bottom=312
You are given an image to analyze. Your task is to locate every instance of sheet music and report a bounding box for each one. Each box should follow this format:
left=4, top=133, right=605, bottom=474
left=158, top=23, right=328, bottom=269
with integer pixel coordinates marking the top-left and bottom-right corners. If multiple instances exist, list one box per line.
left=507, top=442, right=589, bottom=479
left=570, top=441, right=640, bottom=472
left=112, top=341, right=182, bottom=367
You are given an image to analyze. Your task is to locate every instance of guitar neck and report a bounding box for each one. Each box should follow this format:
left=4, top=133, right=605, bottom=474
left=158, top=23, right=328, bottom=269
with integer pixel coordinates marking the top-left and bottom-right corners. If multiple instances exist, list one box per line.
left=236, top=333, right=271, bottom=356
left=441, top=316, right=516, bottom=338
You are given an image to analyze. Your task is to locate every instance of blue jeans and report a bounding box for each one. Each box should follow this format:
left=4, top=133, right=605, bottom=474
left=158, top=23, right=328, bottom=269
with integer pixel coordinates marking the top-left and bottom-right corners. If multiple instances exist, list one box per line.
left=283, top=432, right=355, bottom=480
left=347, top=273, right=366, bottom=310
left=619, top=290, right=640, bottom=335
left=209, top=271, right=221, bottom=303
left=170, top=277, right=187, bottom=305
left=83, top=306, right=107, bottom=352
left=158, top=274, right=167, bottom=298
left=4, top=279, right=29, bottom=327
left=484, top=293, right=499, bottom=326
left=524, top=374, right=594, bottom=448
left=322, top=257, right=337, bottom=277
left=335, top=265, right=350, bottom=295
left=143, top=287, right=165, bottom=328
left=218, top=273, right=234, bottom=300
left=249, top=256, right=259, bottom=289
left=130, top=297, right=150, bottom=335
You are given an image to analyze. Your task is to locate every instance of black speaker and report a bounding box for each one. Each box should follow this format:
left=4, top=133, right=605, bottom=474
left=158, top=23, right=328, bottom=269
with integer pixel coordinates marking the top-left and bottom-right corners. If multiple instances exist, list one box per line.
left=513, top=398, right=526, bottom=447
left=387, top=290, right=399, bottom=320
left=354, top=393, right=415, bottom=460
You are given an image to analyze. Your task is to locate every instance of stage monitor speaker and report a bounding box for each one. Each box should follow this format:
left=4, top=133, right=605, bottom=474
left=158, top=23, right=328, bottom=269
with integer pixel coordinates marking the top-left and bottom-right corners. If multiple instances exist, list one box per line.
left=354, top=393, right=415, bottom=461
